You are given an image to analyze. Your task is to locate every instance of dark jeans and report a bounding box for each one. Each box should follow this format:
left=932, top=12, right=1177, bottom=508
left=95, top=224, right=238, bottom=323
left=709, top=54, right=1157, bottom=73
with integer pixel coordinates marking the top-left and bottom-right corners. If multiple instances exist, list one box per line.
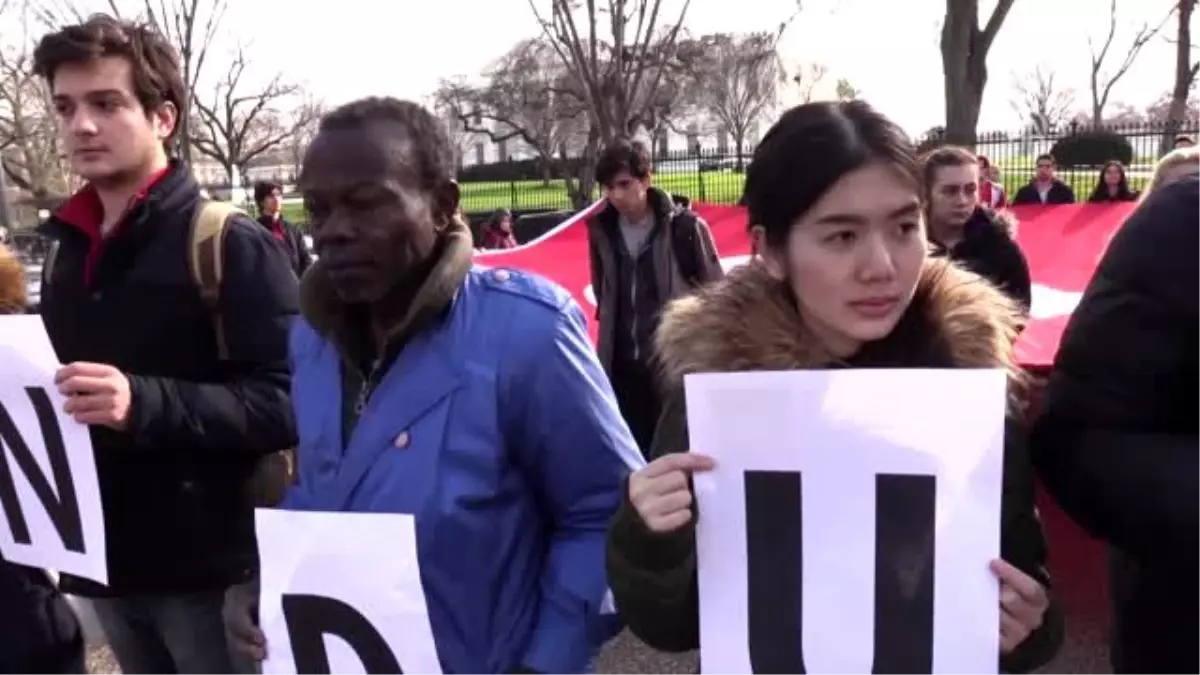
left=86, top=589, right=255, bottom=674
left=611, top=353, right=662, bottom=456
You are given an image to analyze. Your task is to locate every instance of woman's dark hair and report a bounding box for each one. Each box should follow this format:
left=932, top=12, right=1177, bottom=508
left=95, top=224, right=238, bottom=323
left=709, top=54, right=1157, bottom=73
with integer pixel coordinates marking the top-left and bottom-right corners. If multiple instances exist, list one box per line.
left=595, top=139, right=652, bottom=186
left=1089, top=160, right=1135, bottom=202
left=33, top=14, right=185, bottom=142
left=253, top=180, right=283, bottom=207
left=741, top=101, right=920, bottom=249
left=488, top=208, right=511, bottom=229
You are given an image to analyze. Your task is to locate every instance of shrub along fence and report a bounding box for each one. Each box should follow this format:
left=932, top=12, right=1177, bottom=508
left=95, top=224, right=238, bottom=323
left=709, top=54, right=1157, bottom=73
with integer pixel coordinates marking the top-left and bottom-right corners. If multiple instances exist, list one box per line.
left=448, top=120, right=1199, bottom=212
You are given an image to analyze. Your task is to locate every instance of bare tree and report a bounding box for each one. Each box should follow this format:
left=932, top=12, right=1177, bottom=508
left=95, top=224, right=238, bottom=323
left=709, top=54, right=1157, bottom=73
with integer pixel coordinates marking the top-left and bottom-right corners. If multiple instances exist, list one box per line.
left=529, top=0, right=695, bottom=206
left=1089, top=0, right=1174, bottom=126
left=835, top=77, right=859, bottom=101
left=189, top=48, right=317, bottom=182
left=688, top=31, right=785, bottom=170
left=283, top=97, right=323, bottom=180
left=1147, top=89, right=1199, bottom=121
left=0, top=2, right=72, bottom=203
left=792, top=62, right=828, bottom=103
left=940, top=0, right=1017, bottom=146
left=1160, top=0, right=1199, bottom=153
left=434, top=38, right=586, bottom=186
left=1010, top=65, right=1076, bottom=134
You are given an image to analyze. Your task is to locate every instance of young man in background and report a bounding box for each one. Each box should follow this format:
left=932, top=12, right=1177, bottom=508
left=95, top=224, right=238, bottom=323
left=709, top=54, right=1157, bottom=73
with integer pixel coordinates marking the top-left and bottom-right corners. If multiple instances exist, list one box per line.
left=586, top=139, right=724, bottom=454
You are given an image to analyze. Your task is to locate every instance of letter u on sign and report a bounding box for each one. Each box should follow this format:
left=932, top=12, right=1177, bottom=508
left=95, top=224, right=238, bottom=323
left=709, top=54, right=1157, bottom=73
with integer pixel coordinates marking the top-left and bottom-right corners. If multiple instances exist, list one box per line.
left=744, top=471, right=936, bottom=675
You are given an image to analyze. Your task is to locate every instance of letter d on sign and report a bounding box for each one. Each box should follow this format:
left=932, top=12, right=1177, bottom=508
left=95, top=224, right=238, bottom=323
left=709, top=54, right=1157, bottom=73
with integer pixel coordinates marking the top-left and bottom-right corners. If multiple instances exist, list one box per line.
left=282, top=594, right=403, bottom=674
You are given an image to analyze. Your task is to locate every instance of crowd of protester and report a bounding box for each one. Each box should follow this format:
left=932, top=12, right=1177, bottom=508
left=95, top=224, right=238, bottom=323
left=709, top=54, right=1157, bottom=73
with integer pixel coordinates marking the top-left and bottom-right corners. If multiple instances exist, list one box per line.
left=0, top=12, right=1196, bottom=675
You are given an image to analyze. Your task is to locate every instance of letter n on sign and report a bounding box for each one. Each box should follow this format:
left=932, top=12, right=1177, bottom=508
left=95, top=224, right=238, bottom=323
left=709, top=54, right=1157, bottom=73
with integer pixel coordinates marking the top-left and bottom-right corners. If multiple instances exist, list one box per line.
left=0, top=383, right=107, bottom=584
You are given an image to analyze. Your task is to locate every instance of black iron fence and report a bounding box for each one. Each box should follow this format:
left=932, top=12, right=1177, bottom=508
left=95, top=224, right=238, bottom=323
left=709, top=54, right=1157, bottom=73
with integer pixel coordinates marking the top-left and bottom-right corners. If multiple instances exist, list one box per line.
left=443, top=120, right=1199, bottom=213
left=964, top=120, right=1198, bottom=199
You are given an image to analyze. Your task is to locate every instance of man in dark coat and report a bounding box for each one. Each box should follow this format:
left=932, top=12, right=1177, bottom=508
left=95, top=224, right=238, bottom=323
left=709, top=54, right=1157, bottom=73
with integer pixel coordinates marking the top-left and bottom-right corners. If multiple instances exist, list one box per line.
left=1011, top=154, right=1076, bottom=205
left=586, top=139, right=724, bottom=453
left=254, top=180, right=312, bottom=277
left=32, top=15, right=298, bottom=673
left=1032, top=175, right=1198, bottom=674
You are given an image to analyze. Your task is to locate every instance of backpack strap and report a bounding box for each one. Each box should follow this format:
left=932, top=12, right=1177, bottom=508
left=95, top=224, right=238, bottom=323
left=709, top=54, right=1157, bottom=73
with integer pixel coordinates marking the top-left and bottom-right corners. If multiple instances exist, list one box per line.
left=41, top=240, right=60, bottom=287
left=188, top=201, right=242, bottom=360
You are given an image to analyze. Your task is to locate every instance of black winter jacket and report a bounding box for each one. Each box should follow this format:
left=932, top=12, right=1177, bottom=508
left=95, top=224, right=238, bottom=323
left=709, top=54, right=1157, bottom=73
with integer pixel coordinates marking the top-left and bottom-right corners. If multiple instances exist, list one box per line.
left=1032, top=175, right=1198, bottom=673
left=931, top=207, right=1033, bottom=313
left=38, top=161, right=300, bottom=595
left=257, top=214, right=312, bottom=278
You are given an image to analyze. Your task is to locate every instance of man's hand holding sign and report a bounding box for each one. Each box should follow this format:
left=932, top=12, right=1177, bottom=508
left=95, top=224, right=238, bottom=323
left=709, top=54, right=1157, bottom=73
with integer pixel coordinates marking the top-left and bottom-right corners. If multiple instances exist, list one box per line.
left=0, top=316, right=107, bottom=584
left=55, top=362, right=132, bottom=430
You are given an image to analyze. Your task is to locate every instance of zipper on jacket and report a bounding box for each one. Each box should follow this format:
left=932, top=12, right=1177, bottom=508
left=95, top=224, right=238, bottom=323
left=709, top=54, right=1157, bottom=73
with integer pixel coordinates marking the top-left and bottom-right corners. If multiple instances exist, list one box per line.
left=354, top=357, right=385, bottom=415
left=630, top=268, right=640, bottom=360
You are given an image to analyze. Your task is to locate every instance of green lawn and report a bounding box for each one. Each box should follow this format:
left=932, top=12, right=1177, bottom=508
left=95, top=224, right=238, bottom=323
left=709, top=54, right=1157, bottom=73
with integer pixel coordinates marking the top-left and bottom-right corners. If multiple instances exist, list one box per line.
left=278, top=168, right=1140, bottom=223
left=278, top=170, right=744, bottom=222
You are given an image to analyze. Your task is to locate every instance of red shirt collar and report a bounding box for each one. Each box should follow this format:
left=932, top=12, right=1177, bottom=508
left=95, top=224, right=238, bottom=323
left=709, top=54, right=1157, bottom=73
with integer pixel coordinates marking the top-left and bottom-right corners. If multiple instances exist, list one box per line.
left=56, top=164, right=173, bottom=237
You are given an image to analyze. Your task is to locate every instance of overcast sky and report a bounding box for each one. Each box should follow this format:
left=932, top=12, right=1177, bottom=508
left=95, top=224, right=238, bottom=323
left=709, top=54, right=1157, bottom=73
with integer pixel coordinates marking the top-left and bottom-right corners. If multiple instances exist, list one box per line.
left=6, top=0, right=1192, bottom=135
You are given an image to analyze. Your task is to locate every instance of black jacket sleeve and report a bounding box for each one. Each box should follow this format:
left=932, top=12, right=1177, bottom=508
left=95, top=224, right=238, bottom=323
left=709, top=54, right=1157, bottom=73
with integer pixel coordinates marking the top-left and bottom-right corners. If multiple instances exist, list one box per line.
left=1051, top=182, right=1076, bottom=204
left=289, top=223, right=313, bottom=277
left=1031, top=175, right=1199, bottom=561
left=126, top=215, right=300, bottom=454
left=998, top=237, right=1033, bottom=314
left=997, top=418, right=1064, bottom=673
left=1011, top=185, right=1039, bottom=206
left=606, top=387, right=701, bottom=652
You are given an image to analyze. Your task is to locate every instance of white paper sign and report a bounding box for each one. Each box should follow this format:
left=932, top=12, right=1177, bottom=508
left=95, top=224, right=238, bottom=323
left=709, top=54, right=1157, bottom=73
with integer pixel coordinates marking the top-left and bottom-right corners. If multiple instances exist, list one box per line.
left=258, top=509, right=443, bottom=675
left=686, top=368, right=1007, bottom=674
left=0, top=315, right=106, bottom=584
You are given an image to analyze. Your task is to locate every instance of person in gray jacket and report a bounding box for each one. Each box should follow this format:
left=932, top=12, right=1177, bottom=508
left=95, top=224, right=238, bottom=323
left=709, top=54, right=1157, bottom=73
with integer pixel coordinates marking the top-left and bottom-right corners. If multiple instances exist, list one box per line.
left=586, top=139, right=724, bottom=454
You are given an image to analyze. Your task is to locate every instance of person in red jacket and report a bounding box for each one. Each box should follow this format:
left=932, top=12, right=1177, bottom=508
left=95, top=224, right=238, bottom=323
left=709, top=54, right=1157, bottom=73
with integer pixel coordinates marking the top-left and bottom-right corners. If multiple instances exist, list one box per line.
left=480, top=208, right=517, bottom=249
left=977, top=155, right=1008, bottom=208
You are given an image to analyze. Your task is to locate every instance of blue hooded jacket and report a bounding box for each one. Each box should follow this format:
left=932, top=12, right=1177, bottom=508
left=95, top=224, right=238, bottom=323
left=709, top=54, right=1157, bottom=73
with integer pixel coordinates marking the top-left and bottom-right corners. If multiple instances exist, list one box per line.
left=284, top=266, right=644, bottom=673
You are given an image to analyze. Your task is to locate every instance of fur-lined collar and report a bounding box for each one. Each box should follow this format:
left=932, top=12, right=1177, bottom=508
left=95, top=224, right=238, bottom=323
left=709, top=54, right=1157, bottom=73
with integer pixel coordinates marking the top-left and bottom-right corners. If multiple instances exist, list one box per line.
left=300, top=217, right=474, bottom=362
left=655, top=259, right=1026, bottom=395
left=0, top=244, right=25, bottom=314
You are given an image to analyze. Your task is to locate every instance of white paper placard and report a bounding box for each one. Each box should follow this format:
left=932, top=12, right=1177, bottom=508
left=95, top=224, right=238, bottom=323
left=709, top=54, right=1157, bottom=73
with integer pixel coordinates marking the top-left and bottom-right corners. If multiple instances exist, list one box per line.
left=258, top=509, right=443, bottom=674
left=0, top=315, right=106, bottom=584
left=686, top=368, right=1007, bottom=674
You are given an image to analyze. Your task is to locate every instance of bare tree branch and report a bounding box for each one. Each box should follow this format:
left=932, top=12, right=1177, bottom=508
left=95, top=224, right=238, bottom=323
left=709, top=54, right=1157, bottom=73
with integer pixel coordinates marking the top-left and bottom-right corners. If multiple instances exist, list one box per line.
left=1158, top=0, right=1199, bottom=153
left=1010, top=65, right=1076, bottom=134
left=0, top=1, right=73, bottom=202
left=434, top=38, right=589, bottom=185
left=189, top=46, right=315, bottom=182
left=526, top=0, right=711, bottom=206
left=1089, top=0, right=1175, bottom=125
left=686, top=31, right=786, bottom=169
left=792, top=62, right=828, bottom=103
